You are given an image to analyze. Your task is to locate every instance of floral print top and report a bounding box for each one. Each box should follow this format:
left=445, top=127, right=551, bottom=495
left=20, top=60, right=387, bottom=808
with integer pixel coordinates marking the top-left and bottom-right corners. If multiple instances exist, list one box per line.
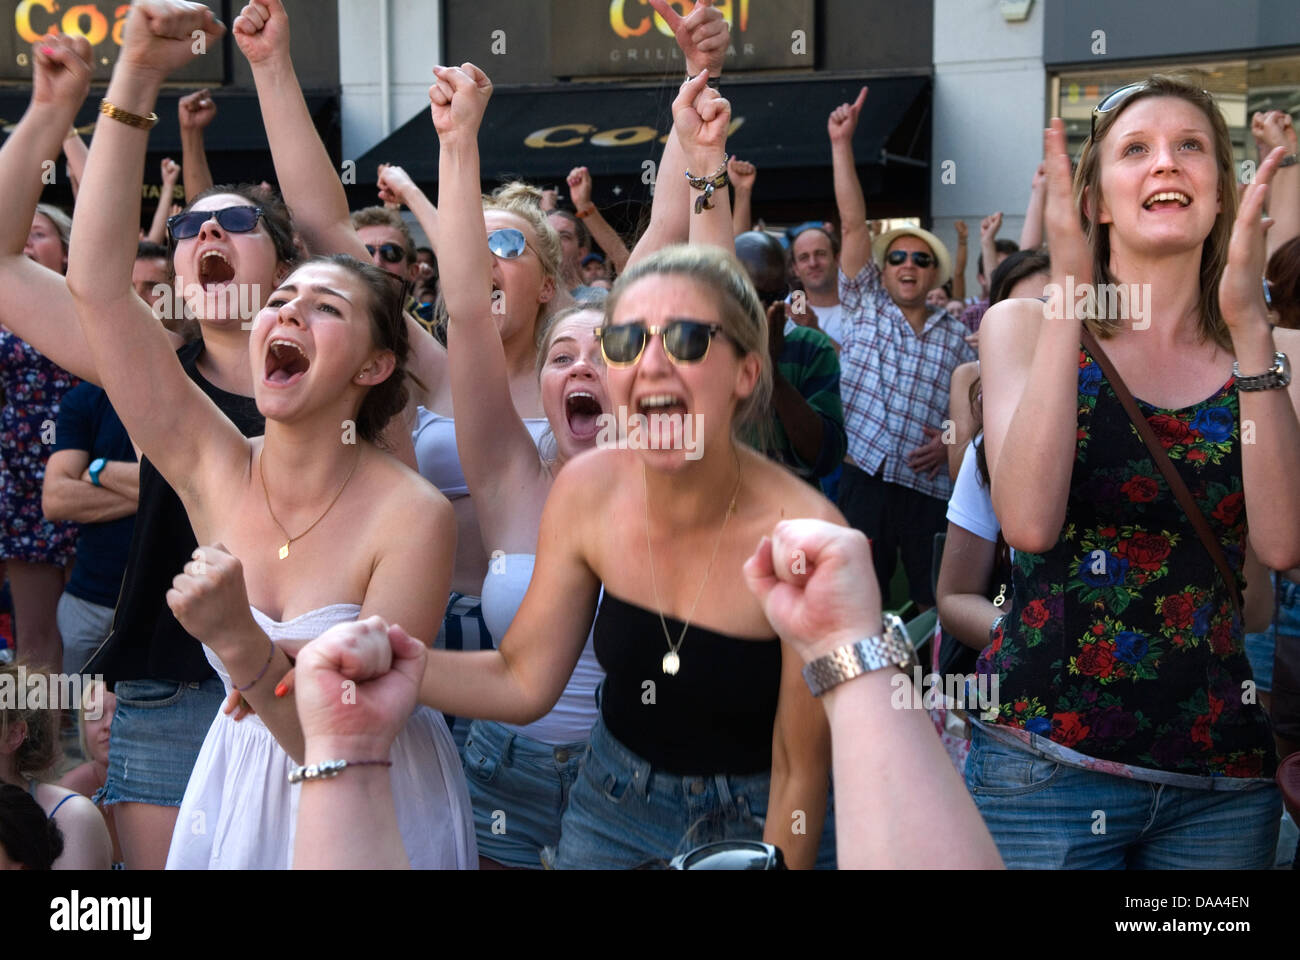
left=974, top=346, right=1275, bottom=785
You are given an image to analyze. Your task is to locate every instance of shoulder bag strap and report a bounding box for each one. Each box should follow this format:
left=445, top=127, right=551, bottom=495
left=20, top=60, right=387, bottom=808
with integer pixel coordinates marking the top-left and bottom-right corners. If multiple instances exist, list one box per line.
left=1080, top=328, right=1244, bottom=623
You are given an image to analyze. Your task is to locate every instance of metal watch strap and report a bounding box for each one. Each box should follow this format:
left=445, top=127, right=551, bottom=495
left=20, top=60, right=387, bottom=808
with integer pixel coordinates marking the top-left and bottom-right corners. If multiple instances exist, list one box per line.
left=1279, top=153, right=1299, bottom=168
left=1233, top=351, right=1290, bottom=391
left=802, top=613, right=916, bottom=697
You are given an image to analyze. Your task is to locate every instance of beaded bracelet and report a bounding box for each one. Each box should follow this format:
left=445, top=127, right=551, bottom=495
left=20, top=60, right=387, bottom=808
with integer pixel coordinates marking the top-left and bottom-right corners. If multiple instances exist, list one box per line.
left=684, top=158, right=730, bottom=214
left=234, top=639, right=277, bottom=693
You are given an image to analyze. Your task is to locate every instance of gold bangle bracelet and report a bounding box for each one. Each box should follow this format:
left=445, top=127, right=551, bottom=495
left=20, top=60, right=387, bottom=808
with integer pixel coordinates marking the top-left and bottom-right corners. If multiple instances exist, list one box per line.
left=99, top=98, right=158, bottom=131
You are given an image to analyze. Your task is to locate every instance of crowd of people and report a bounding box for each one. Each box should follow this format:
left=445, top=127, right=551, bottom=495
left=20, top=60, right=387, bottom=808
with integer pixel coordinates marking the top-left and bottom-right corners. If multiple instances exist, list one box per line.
left=1, top=0, right=1297, bottom=872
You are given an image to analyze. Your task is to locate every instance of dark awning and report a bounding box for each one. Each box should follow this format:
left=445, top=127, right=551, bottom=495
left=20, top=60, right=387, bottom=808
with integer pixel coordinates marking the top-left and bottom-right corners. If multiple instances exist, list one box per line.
left=0, top=88, right=339, bottom=206
left=351, top=72, right=931, bottom=221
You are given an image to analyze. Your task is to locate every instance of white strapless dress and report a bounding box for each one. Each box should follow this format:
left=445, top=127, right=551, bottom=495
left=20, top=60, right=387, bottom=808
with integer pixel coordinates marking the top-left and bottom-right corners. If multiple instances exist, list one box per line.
left=166, top=604, right=477, bottom=869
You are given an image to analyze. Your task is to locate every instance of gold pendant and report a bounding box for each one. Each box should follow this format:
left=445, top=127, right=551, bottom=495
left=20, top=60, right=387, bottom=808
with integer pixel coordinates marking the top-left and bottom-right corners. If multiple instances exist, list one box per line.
left=278, top=543, right=290, bottom=560
left=662, top=651, right=680, bottom=675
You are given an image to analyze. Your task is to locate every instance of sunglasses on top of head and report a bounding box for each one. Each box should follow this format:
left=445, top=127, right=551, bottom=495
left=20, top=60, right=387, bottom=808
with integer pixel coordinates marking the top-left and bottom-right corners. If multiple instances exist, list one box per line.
left=1090, top=80, right=1212, bottom=140
left=168, top=205, right=263, bottom=241
left=885, top=250, right=936, bottom=269
left=594, top=320, right=727, bottom=367
left=487, top=228, right=538, bottom=260
left=365, top=242, right=407, bottom=264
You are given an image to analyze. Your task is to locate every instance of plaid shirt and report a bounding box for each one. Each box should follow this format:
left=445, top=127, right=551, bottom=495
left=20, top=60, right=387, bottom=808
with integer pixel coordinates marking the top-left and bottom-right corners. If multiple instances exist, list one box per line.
left=839, top=261, right=976, bottom=501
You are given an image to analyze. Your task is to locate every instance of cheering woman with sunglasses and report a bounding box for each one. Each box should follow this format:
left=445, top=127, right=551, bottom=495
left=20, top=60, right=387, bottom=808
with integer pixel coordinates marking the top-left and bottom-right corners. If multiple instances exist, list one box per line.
left=64, top=0, right=473, bottom=869
left=975, top=77, right=1300, bottom=868
left=403, top=53, right=840, bottom=869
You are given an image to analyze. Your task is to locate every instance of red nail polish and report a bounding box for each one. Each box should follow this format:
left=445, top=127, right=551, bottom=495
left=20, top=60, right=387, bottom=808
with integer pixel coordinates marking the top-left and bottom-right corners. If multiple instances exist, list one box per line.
left=41, top=46, right=54, bottom=56
left=274, top=682, right=287, bottom=698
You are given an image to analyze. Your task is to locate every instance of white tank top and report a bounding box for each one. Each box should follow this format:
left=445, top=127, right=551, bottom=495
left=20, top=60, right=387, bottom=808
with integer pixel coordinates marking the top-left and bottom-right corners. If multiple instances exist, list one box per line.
left=480, top=553, right=603, bottom=744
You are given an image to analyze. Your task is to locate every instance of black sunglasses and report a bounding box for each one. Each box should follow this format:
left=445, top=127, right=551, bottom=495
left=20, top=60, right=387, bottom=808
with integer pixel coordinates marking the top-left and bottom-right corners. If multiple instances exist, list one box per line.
left=167, top=205, right=263, bottom=241
left=365, top=242, right=407, bottom=264
left=1091, top=82, right=1150, bottom=140
left=886, top=250, right=936, bottom=269
left=594, top=320, right=725, bottom=367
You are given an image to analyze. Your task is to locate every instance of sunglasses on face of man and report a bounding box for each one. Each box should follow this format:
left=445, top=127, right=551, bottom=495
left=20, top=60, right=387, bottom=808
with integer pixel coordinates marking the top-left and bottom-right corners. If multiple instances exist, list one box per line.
left=885, top=249, right=936, bottom=269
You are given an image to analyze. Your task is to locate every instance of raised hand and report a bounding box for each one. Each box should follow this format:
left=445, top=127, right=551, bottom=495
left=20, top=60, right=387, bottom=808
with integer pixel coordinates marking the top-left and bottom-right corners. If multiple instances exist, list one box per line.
left=539, top=188, right=560, bottom=212
left=954, top=219, right=968, bottom=242
left=828, top=87, right=867, bottom=146
left=165, top=544, right=257, bottom=657
left=1041, top=118, right=1090, bottom=320
left=673, top=70, right=731, bottom=161
left=294, top=617, right=427, bottom=759
left=1030, top=161, right=1047, bottom=192
left=428, top=63, right=493, bottom=144
left=649, top=0, right=728, bottom=79
left=121, top=0, right=225, bottom=80
left=980, top=211, right=1003, bottom=242
left=787, top=300, right=821, bottom=332
left=30, top=34, right=92, bottom=111
left=1221, top=145, right=1287, bottom=329
left=743, top=519, right=883, bottom=662
left=232, top=0, right=291, bottom=66
left=1252, top=109, right=1297, bottom=159
left=728, top=157, right=756, bottom=192
left=377, top=162, right=416, bottom=207
left=161, top=157, right=180, bottom=182
left=178, top=88, right=216, bottom=131
left=567, top=166, right=593, bottom=210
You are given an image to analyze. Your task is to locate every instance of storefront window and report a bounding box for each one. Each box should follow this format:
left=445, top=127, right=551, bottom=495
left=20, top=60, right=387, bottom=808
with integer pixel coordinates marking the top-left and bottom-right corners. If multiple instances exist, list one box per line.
left=1052, top=54, right=1300, bottom=175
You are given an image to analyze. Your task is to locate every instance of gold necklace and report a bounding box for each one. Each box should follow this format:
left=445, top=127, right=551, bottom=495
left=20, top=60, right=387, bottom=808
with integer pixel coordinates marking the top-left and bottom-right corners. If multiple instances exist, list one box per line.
left=642, top=451, right=742, bottom=676
left=259, top=446, right=361, bottom=560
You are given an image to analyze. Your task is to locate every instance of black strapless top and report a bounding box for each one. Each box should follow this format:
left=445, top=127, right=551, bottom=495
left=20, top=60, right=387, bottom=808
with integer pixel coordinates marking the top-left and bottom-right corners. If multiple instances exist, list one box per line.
left=593, top=592, right=782, bottom=775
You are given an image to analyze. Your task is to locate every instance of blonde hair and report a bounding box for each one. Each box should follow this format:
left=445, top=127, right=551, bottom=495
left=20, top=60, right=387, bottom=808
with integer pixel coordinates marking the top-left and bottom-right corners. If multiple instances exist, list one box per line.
left=605, top=244, right=772, bottom=433
left=1075, top=74, right=1236, bottom=350
left=34, top=203, right=72, bottom=250
left=0, top=660, right=58, bottom=780
left=483, top=182, right=563, bottom=285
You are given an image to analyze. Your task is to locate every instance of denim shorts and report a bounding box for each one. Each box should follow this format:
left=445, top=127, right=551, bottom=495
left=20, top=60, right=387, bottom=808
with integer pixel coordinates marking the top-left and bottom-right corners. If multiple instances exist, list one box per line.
left=965, top=726, right=1280, bottom=869
left=462, top=718, right=586, bottom=869
left=98, top=676, right=225, bottom=808
left=1244, top=574, right=1300, bottom=693
left=549, top=714, right=837, bottom=869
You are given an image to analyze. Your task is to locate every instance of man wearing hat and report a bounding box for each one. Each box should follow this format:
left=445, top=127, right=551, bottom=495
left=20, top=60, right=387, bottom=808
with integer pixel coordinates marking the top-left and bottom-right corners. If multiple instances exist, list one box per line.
left=580, top=252, right=608, bottom=285
left=829, top=87, right=976, bottom=609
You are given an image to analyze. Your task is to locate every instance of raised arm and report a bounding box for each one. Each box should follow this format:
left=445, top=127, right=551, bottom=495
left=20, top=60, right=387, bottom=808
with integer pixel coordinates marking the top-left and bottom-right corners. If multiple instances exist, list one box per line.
left=744, top=519, right=1002, bottom=868
left=418, top=453, right=602, bottom=724
left=378, top=163, right=440, bottom=255
left=627, top=0, right=728, bottom=268
left=178, top=88, right=216, bottom=202
left=234, top=0, right=369, bottom=260
left=62, top=127, right=89, bottom=200
left=145, top=157, right=181, bottom=244
left=1253, top=111, right=1299, bottom=259
left=431, top=63, right=550, bottom=512
left=728, top=158, right=756, bottom=236
left=1019, top=163, right=1046, bottom=250
left=982, top=121, right=1089, bottom=553
left=66, top=1, right=244, bottom=505
left=0, top=36, right=108, bottom=384
left=830, top=87, right=870, bottom=278
left=676, top=72, right=734, bottom=253
left=951, top=219, right=968, bottom=300
left=979, top=211, right=1003, bottom=290
left=567, top=166, right=631, bottom=273
left=1220, top=146, right=1300, bottom=570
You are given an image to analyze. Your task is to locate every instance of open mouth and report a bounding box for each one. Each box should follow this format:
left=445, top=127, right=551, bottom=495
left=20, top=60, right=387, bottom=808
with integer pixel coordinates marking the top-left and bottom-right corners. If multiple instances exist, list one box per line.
left=638, top=393, right=688, bottom=419
left=198, top=250, right=235, bottom=288
left=1143, top=191, right=1191, bottom=210
left=264, top=338, right=310, bottom=386
left=565, top=390, right=603, bottom=441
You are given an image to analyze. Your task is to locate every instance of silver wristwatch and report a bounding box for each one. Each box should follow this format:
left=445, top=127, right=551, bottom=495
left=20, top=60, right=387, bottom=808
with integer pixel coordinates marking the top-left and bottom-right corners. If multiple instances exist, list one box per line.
left=802, top=613, right=917, bottom=697
left=1233, top=352, right=1291, bottom=392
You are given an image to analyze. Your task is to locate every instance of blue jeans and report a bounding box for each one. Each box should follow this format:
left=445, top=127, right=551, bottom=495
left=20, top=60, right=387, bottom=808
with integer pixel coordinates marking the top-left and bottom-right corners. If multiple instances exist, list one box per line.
left=965, top=726, right=1280, bottom=869
left=462, top=719, right=586, bottom=869
left=99, top=677, right=225, bottom=808
left=550, top=714, right=836, bottom=869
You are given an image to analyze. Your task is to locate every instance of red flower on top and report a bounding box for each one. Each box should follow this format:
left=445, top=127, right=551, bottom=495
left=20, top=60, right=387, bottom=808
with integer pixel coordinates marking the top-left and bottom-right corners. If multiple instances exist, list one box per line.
left=1117, top=532, right=1171, bottom=572
left=1121, top=476, right=1159, bottom=503
left=1161, top=593, right=1196, bottom=630
left=1076, top=642, right=1116, bottom=678
left=1053, top=711, right=1090, bottom=748
left=1208, top=620, right=1234, bottom=657
left=1021, top=599, right=1050, bottom=629
left=1224, top=755, right=1263, bottom=778
left=1148, top=414, right=1193, bottom=448
left=1211, top=491, right=1244, bottom=528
